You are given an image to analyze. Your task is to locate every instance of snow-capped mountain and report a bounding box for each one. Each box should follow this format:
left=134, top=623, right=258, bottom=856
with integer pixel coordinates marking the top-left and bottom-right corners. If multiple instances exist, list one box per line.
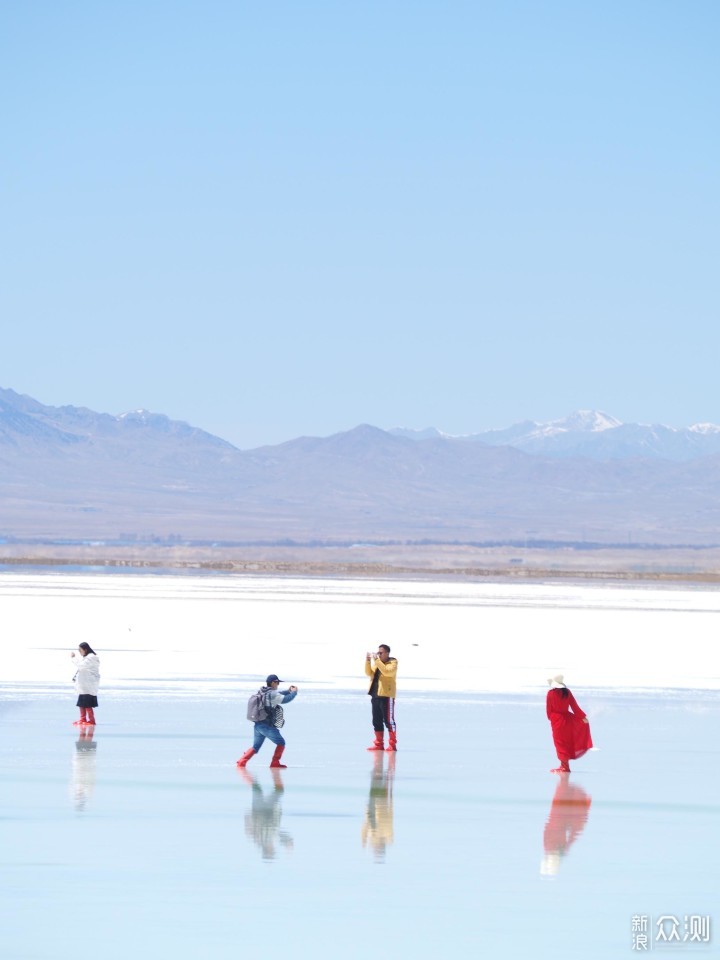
left=390, top=411, right=720, bottom=461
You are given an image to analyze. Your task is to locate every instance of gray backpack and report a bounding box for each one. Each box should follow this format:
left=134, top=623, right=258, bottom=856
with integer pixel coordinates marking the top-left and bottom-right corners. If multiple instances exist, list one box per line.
left=246, top=688, right=268, bottom=723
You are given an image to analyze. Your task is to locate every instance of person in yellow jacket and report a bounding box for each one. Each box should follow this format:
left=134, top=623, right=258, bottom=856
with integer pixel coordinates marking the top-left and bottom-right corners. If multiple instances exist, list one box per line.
left=365, top=644, right=398, bottom=752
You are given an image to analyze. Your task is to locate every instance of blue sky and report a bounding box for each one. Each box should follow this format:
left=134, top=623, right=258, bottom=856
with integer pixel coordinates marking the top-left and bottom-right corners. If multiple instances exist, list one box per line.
left=1, top=1, right=718, bottom=448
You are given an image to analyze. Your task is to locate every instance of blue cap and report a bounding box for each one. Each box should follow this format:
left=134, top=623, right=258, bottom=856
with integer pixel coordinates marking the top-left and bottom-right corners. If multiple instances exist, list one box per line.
left=266, top=674, right=283, bottom=684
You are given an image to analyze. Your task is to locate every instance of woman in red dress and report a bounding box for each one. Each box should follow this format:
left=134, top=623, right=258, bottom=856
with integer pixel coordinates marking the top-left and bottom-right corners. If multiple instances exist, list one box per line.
left=546, top=674, right=593, bottom=773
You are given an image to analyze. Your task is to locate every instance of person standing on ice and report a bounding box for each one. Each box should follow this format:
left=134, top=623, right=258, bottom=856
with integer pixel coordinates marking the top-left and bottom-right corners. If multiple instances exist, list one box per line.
left=365, top=644, right=398, bottom=752
left=237, top=675, right=298, bottom=769
left=546, top=674, right=592, bottom=773
left=70, top=643, right=100, bottom=726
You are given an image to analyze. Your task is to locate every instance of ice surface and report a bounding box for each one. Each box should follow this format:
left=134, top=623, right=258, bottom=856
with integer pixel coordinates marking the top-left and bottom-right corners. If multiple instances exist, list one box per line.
left=3, top=572, right=720, bottom=694
left=1, top=573, right=719, bottom=958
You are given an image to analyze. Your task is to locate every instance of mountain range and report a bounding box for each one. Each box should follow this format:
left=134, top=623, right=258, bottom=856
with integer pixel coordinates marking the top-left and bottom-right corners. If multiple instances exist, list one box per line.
left=390, top=410, right=720, bottom=461
left=1, top=387, right=719, bottom=546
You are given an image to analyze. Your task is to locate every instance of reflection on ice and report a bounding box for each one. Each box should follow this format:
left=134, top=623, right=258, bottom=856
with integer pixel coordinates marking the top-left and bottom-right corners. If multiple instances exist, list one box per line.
left=2, top=573, right=720, bottom=958
left=71, top=727, right=97, bottom=812
left=541, top=774, right=592, bottom=877
left=238, top=768, right=294, bottom=861
left=362, top=752, right=395, bottom=862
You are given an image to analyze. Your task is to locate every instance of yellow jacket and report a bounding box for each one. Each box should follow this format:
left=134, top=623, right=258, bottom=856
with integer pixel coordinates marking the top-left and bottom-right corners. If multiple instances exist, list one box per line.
left=365, top=656, right=398, bottom=698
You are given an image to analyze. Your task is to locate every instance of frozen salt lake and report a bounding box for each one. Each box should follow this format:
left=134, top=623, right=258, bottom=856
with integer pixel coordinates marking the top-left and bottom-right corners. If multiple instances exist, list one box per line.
left=1, top=572, right=719, bottom=958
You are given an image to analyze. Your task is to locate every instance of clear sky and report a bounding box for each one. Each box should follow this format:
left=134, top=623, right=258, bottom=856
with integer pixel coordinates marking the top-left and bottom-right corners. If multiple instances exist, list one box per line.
left=1, top=1, right=718, bottom=448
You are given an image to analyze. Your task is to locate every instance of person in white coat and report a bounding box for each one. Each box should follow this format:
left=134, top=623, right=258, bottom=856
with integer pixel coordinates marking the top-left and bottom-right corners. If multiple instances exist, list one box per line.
left=71, top=643, right=101, bottom=726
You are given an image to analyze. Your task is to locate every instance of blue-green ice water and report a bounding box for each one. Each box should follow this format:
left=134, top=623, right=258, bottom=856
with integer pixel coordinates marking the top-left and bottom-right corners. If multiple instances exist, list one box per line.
left=1, top=687, right=717, bottom=959
left=2, top=572, right=719, bottom=958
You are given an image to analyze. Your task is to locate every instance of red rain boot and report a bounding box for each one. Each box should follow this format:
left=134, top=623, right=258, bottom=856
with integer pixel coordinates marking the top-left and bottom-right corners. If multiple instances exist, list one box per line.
left=367, top=731, right=384, bottom=751
left=385, top=731, right=397, bottom=752
left=236, top=748, right=256, bottom=768
left=73, top=708, right=88, bottom=726
left=85, top=707, right=96, bottom=725
left=270, top=745, right=287, bottom=768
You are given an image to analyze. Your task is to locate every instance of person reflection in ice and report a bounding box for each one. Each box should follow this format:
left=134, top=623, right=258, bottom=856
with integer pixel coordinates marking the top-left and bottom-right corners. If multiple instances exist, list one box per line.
left=238, top=768, right=293, bottom=861
left=362, top=751, right=395, bottom=862
left=540, top=774, right=592, bottom=876
left=71, top=727, right=97, bottom=812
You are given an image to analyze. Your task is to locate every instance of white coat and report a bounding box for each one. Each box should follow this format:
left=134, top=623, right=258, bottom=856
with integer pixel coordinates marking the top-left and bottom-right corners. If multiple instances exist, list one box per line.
left=74, top=653, right=100, bottom=696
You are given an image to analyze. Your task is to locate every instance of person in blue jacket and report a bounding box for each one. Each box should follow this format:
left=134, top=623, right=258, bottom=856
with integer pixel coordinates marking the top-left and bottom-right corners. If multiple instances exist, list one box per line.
left=237, top=674, right=298, bottom=769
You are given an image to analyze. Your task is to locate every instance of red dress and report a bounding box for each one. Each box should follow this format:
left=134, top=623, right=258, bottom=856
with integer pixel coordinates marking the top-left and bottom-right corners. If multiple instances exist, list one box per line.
left=546, top=687, right=593, bottom=762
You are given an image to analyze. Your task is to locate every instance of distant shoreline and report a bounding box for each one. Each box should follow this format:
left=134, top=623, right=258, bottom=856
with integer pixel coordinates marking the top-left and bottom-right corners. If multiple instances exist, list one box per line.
left=2, top=552, right=720, bottom=585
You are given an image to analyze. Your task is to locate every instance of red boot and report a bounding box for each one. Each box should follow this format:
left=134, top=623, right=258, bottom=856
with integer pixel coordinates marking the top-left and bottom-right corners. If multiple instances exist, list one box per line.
left=73, top=708, right=88, bottom=726
left=236, top=748, right=256, bottom=768
left=367, top=731, right=384, bottom=751
left=270, top=745, right=287, bottom=768
left=386, top=731, right=397, bottom=752
left=85, top=707, right=96, bottom=725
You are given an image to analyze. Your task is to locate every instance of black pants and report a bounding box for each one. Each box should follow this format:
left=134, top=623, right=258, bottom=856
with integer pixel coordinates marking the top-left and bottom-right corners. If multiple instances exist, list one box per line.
left=371, top=696, right=396, bottom=733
